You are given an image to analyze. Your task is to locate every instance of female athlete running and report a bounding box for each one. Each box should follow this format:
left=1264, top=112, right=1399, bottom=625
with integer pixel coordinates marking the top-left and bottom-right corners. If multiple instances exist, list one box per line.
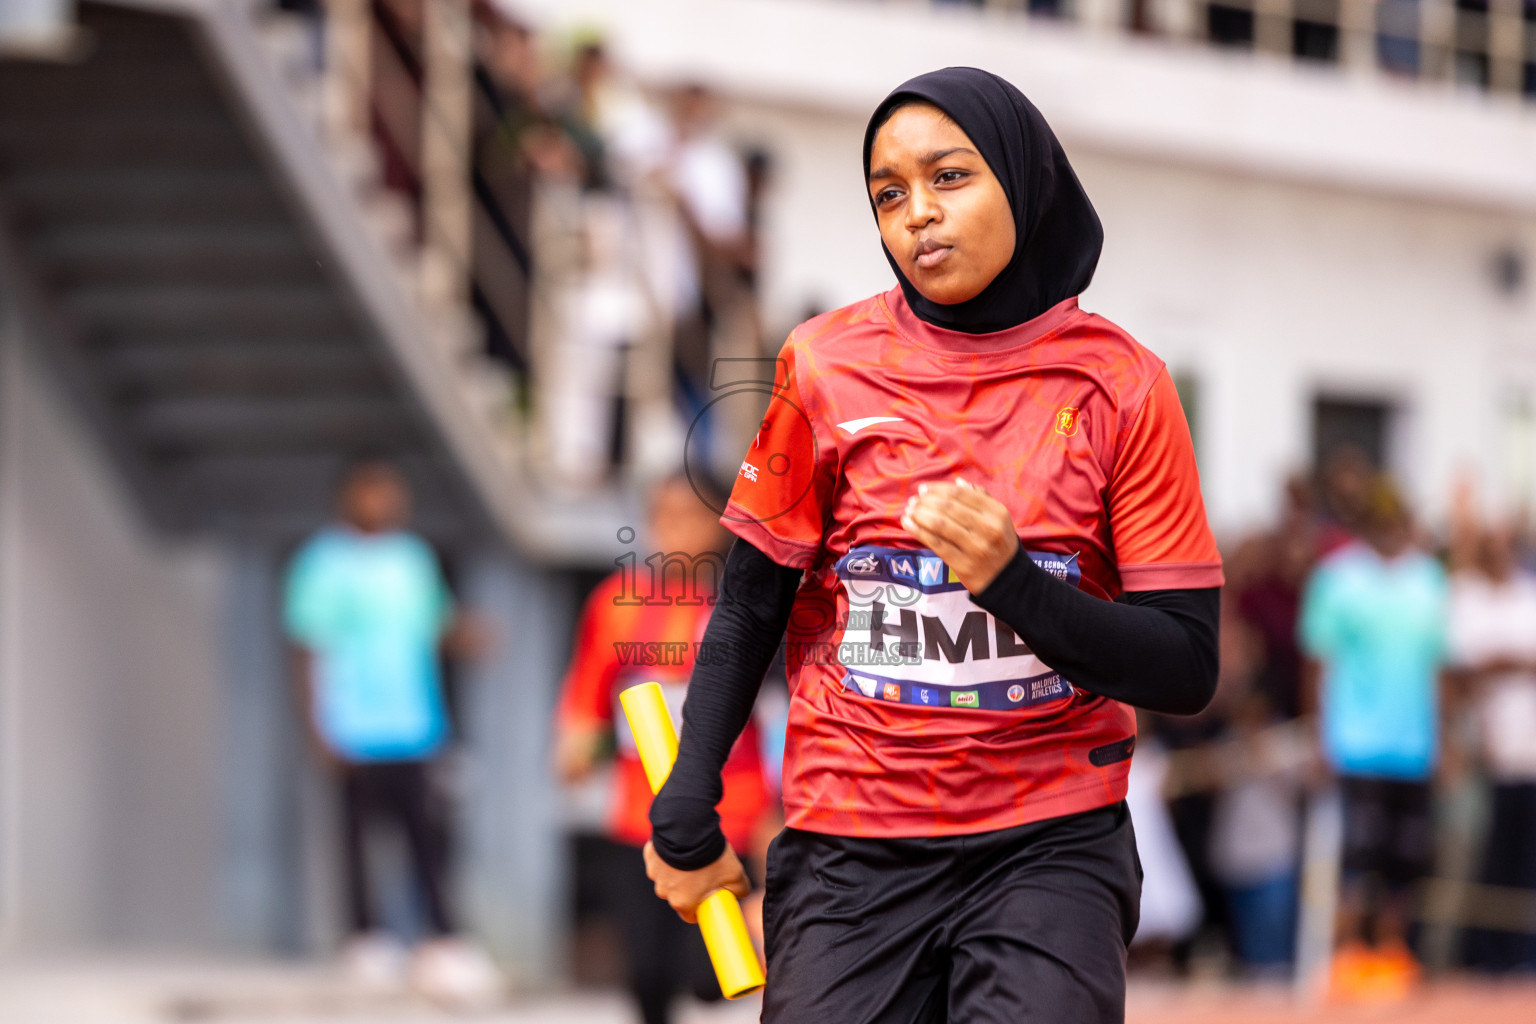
left=644, top=67, right=1223, bottom=1024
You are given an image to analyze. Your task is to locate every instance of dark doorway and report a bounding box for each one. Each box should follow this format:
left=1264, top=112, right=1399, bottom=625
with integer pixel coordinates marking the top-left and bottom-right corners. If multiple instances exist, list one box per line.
left=1207, top=4, right=1255, bottom=47
left=1312, top=395, right=1393, bottom=472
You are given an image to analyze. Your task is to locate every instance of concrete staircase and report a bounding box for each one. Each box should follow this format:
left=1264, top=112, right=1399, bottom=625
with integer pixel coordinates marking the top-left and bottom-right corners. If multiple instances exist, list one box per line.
left=0, top=0, right=631, bottom=560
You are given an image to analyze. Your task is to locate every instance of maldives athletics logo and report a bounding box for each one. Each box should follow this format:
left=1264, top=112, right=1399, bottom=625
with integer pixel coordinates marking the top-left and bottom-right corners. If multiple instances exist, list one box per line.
left=1055, top=407, right=1081, bottom=437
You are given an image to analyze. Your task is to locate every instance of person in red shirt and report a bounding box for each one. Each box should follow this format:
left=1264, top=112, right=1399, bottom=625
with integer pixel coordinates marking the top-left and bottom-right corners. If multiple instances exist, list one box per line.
left=555, top=474, right=772, bottom=1024
left=642, top=69, right=1223, bottom=1023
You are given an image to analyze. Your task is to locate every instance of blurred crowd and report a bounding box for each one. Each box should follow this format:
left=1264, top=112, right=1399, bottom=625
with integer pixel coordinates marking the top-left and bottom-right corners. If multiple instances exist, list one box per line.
left=276, top=0, right=771, bottom=491
left=526, top=50, right=771, bottom=492
left=1129, top=449, right=1536, bottom=990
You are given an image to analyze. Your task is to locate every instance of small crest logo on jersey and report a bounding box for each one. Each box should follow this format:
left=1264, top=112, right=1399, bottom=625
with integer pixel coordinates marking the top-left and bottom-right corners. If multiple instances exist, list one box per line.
left=850, top=674, right=878, bottom=697
left=883, top=682, right=902, bottom=701
left=844, top=552, right=880, bottom=575
left=1007, top=684, right=1026, bottom=703
left=1055, top=407, right=1081, bottom=437
left=950, top=690, right=979, bottom=708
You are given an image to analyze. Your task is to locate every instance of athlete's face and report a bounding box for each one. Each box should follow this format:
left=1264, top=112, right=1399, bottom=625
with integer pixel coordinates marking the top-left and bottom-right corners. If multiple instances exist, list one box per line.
left=868, top=103, right=1015, bottom=308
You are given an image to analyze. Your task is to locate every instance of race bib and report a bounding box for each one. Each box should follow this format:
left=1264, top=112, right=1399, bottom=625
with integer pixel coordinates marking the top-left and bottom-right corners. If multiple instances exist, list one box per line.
left=831, top=545, right=1078, bottom=711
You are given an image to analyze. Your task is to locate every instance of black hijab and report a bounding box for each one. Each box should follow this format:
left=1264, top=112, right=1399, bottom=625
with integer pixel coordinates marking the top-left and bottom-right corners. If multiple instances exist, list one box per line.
left=862, top=67, right=1103, bottom=335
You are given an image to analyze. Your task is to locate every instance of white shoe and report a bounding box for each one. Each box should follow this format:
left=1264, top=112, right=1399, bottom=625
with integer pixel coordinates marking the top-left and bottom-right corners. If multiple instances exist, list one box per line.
left=409, top=937, right=504, bottom=1008
left=339, top=931, right=408, bottom=991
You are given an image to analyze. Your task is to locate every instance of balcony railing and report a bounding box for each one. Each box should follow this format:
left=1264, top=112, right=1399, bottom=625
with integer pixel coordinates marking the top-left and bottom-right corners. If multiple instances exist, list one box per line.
left=904, top=0, right=1536, bottom=97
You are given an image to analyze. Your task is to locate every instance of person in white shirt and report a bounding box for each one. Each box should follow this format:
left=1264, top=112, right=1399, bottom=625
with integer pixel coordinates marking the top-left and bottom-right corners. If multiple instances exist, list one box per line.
left=1448, top=520, right=1536, bottom=973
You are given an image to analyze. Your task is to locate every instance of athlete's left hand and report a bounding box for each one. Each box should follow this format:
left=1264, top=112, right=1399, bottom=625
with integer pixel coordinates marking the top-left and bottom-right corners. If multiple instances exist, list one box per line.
left=901, top=477, right=1020, bottom=593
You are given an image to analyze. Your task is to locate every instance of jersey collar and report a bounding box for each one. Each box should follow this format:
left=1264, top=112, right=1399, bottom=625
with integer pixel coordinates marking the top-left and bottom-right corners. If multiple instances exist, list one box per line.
left=881, top=288, right=1082, bottom=356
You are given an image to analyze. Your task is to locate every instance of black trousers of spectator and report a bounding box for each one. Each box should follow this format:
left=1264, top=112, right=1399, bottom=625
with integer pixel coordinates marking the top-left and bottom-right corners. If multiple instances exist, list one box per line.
left=1339, top=775, right=1434, bottom=891
left=340, top=760, right=455, bottom=937
left=1467, top=782, right=1536, bottom=974
left=605, top=838, right=726, bottom=1024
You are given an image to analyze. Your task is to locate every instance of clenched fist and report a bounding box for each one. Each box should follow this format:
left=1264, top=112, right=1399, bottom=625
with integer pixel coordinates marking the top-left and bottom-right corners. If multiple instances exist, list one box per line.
left=642, top=840, right=752, bottom=924
left=900, top=477, right=1020, bottom=594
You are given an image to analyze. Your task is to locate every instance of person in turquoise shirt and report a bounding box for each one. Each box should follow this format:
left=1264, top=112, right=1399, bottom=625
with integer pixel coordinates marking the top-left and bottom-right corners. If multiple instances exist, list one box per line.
left=285, top=460, right=496, bottom=999
left=1299, top=475, right=1448, bottom=992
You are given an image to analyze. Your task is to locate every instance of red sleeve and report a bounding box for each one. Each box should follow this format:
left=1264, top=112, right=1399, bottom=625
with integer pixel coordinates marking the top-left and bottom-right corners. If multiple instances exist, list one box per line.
left=721, top=339, right=838, bottom=568
left=557, top=578, right=622, bottom=729
left=1107, top=368, right=1224, bottom=591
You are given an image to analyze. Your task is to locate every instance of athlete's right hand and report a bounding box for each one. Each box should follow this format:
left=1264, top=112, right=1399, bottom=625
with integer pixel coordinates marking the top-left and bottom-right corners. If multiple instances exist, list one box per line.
left=643, top=840, right=751, bottom=923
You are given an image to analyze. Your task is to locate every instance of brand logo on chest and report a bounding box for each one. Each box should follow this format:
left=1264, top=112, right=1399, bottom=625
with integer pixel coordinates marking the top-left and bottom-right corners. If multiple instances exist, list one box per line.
left=1055, top=407, right=1081, bottom=437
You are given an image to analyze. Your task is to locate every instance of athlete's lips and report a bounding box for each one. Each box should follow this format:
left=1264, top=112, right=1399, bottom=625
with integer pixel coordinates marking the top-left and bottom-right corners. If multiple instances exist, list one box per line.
left=913, top=238, right=953, bottom=270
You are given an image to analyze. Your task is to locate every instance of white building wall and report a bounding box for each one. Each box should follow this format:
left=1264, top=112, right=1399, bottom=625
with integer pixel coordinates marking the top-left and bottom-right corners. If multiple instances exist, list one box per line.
left=0, top=294, right=227, bottom=952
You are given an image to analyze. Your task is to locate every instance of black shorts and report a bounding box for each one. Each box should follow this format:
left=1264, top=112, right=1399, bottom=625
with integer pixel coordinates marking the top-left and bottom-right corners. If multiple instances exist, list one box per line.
left=761, top=802, right=1143, bottom=1024
left=1339, top=775, right=1434, bottom=891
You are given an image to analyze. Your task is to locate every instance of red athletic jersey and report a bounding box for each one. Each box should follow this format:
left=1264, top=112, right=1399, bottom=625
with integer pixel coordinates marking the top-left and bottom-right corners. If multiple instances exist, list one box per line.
left=558, top=571, right=771, bottom=848
left=724, top=288, right=1222, bottom=838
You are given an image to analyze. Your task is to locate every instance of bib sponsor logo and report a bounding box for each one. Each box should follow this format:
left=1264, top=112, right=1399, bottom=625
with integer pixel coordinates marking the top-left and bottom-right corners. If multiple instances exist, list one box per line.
left=1031, top=675, right=1067, bottom=700
left=1007, top=684, right=1026, bottom=703
left=918, top=556, right=946, bottom=586
left=916, top=687, right=935, bottom=705
left=888, top=554, right=919, bottom=585
left=849, top=674, right=879, bottom=697
left=845, top=552, right=881, bottom=576
left=950, top=690, right=979, bottom=708
left=1055, top=407, right=1081, bottom=437
left=1034, top=552, right=1080, bottom=583
left=882, top=682, right=902, bottom=701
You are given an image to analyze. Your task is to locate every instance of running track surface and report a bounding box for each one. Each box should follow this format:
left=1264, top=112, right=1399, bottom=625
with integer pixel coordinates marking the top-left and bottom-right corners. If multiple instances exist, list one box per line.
left=2, top=963, right=1534, bottom=1023
left=1128, top=982, right=1536, bottom=1024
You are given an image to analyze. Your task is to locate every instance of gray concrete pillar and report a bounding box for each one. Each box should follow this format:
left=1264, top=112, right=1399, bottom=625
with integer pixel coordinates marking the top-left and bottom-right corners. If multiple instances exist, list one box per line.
left=456, top=546, right=575, bottom=986
left=217, top=543, right=312, bottom=954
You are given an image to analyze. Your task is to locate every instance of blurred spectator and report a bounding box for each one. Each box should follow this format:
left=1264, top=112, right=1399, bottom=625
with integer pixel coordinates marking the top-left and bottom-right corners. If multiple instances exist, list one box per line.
left=1142, top=556, right=1267, bottom=977
left=1316, top=445, right=1373, bottom=555
left=544, top=194, right=652, bottom=491
left=554, top=38, right=671, bottom=189
left=1300, top=475, right=1449, bottom=997
left=1234, top=474, right=1319, bottom=721
left=1126, top=720, right=1205, bottom=969
left=284, top=461, right=498, bottom=1004
left=1206, top=692, right=1312, bottom=976
left=475, top=5, right=582, bottom=185
left=659, top=84, right=754, bottom=472
left=742, top=147, right=774, bottom=288
left=1147, top=714, right=1234, bottom=973
left=1448, top=519, right=1536, bottom=973
left=555, top=475, right=776, bottom=1024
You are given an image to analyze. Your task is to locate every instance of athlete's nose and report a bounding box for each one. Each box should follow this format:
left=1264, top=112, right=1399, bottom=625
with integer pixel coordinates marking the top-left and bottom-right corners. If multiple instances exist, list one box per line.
left=905, top=184, right=940, bottom=231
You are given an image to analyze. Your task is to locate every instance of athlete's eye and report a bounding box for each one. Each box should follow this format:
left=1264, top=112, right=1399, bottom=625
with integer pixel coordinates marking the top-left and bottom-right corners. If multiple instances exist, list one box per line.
left=936, top=170, right=969, bottom=186
left=873, top=188, right=903, bottom=207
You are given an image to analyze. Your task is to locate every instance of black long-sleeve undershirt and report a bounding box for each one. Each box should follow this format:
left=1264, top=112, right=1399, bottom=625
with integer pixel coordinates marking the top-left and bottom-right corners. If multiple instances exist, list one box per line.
left=971, top=546, right=1220, bottom=717
left=649, top=537, right=1220, bottom=871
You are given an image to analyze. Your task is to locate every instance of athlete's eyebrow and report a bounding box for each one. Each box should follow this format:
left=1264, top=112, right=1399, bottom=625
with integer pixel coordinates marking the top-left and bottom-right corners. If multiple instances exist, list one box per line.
left=868, top=147, right=979, bottom=182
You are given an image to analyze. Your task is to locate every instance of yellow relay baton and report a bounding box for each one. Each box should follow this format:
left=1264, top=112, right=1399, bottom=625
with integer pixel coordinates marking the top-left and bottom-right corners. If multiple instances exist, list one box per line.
left=619, top=681, right=766, bottom=999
